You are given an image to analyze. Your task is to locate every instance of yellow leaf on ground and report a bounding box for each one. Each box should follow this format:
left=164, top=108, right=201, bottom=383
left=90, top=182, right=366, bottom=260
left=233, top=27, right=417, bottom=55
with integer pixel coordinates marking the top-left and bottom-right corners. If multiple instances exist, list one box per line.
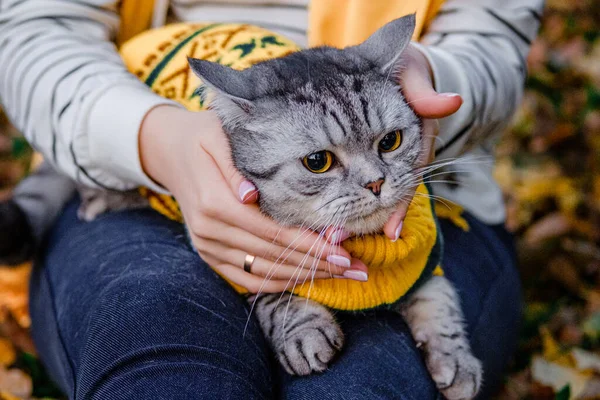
left=0, top=340, right=15, bottom=367
left=0, top=263, right=32, bottom=329
left=0, top=391, right=22, bottom=400
left=541, top=326, right=563, bottom=360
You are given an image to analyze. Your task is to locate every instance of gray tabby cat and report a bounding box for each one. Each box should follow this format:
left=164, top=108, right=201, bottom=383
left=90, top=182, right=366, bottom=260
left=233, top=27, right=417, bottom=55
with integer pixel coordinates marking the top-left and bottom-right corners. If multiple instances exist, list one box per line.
left=81, top=15, right=482, bottom=399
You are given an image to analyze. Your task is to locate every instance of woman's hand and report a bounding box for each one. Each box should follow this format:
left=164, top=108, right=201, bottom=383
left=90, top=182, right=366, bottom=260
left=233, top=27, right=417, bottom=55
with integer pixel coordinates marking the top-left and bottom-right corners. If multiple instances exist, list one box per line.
left=381, top=44, right=463, bottom=241
left=139, top=106, right=367, bottom=293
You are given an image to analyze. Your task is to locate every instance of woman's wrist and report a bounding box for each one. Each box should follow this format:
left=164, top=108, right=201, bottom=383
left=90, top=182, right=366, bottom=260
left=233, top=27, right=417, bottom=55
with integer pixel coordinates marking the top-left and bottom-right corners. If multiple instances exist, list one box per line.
left=139, top=106, right=223, bottom=192
left=139, top=105, right=181, bottom=189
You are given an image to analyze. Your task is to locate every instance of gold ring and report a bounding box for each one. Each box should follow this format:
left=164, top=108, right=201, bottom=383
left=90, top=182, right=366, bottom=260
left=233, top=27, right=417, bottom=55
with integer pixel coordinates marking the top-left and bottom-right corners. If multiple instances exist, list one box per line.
left=243, top=254, right=256, bottom=273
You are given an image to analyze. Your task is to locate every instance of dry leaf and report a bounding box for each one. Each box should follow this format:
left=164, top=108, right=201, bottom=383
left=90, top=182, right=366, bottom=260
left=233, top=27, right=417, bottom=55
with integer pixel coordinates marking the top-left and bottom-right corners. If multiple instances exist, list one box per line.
left=548, top=256, right=584, bottom=296
left=531, top=356, right=590, bottom=399
left=0, top=391, right=22, bottom=400
left=524, top=212, right=571, bottom=247
left=0, top=312, right=35, bottom=356
left=560, top=325, right=584, bottom=347
left=585, top=290, right=600, bottom=315
left=572, top=349, right=600, bottom=373
left=0, top=263, right=32, bottom=329
left=0, top=368, right=32, bottom=399
left=578, top=379, right=600, bottom=399
left=0, top=341, right=15, bottom=368
left=497, top=369, right=533, bottom=400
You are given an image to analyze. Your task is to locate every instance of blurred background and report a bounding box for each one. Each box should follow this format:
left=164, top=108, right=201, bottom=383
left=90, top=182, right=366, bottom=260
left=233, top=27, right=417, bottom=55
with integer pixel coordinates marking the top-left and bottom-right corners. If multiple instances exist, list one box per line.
left=0, top=0, right=599, bottom=398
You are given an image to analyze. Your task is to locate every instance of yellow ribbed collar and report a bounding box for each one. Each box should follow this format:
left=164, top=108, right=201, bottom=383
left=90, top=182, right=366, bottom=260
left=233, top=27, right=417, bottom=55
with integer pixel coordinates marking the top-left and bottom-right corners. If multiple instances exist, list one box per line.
left=291, top=184, right=442, bottom=311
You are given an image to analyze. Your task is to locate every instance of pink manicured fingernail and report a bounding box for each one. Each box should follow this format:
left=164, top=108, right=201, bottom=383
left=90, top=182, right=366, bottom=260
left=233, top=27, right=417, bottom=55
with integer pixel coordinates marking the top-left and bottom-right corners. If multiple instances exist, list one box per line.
left=238, top=180, right=257, bottom=202
left=439, top=92, right=461, bottom=98
left=343, top=270, right=368, bottom=282
left=329, top=228, right=351, bottom=244
left=392, top=221, right=404, bottom=242
left=327, top=255, right=351, bottom=268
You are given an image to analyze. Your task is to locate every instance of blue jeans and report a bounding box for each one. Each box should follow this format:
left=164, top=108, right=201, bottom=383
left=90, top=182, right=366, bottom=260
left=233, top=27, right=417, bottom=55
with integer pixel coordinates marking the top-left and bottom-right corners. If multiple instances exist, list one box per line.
left=30, top=199, right=521, bottom=399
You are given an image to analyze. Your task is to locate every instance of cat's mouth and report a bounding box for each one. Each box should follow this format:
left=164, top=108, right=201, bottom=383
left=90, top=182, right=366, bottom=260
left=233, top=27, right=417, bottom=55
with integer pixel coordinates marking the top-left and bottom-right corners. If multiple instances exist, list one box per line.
left=341, top=206, right=397, bottom=235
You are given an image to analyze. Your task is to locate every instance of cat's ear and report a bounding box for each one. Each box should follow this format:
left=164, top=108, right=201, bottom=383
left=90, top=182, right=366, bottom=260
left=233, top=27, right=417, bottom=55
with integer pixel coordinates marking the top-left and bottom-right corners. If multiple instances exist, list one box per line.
left=353, top=14, right=416, bottom=73
left=188, top=57, right=254, bottom=115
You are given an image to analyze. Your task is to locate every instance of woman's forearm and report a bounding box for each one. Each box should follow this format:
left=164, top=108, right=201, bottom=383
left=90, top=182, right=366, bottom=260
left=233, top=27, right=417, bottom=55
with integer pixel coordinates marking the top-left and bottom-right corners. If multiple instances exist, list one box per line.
left=417, top=0, right=545, bottom=159
left=0, top=0, right=175, bottom=191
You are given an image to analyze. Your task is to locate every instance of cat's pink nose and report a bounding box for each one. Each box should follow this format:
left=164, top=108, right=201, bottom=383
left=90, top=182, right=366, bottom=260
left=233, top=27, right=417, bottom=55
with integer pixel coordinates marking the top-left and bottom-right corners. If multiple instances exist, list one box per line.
left=365, top=178, right=384, bottom=196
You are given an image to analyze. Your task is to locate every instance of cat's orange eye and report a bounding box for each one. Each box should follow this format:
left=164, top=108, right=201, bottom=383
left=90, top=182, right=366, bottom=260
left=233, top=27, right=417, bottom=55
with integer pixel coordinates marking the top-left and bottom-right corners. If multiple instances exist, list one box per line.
left=379, top=130, right=403, bottom=153
left=303, top=150, right=334, bottom=173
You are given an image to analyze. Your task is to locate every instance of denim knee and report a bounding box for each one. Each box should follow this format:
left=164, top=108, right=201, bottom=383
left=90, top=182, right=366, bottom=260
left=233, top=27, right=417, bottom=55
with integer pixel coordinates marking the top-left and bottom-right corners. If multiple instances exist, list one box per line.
left=279, top=314, right=439, bottom=400
left=74, top=266, right=273, bottom=399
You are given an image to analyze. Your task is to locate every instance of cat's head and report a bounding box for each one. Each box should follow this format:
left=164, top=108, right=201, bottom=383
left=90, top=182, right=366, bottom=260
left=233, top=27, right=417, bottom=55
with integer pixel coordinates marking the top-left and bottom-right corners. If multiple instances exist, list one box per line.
left=189, top=15, right=423, bottom=234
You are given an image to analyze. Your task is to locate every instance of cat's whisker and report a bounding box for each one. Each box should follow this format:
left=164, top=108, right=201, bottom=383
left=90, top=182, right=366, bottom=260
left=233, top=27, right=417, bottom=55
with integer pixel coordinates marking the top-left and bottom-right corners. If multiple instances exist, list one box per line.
left=423, top=169, right=473, bottom=179
left=253, top=213, right=328, bottom=313
left=422, top=179, right=464, bottom=186
left=376, top=53, right=399, bottom=105
left=303, top=205, right=348, bottom=309
left=246, top=214, right=328, bottom=334
left=413, top=192, right=454, bottom=210
left=421, top=154, right=489, bottom=168
left=280, top=209, right=340, bottom=337
left=421, top=155, right=492, bottom=171
left=260, top=210, right=330, bottom=288
left=421, top=133, right=445, bottom=146
left=313, top=194, right=353, bottom=215
left=297, top=207, right=342, bottom=289
left=269, top=217, right=324, bottom=281
left=303, top=224, right=332, bottom=308
left=267, top=220, right=320, bottom=272
left=304, top=207, right=344, bottom=285
left=244, top=210, right=295, bottom=332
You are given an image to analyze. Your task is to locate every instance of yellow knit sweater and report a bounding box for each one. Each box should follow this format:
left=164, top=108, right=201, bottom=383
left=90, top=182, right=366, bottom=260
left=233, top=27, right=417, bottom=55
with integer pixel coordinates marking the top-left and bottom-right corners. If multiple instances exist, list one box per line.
left=120, top=22, right=443, bottom=311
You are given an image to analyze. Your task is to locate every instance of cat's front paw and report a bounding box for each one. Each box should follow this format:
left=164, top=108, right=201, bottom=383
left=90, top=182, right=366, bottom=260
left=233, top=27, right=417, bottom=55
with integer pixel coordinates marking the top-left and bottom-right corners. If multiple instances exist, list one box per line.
left=252, top=294, right=344, bottom=376
left=420, top=339, right=482, bottom=400
left=77, top=192, right=109, bottom=222
left=277, top=323, right=343, bottom=376
left=77, top=187, right=149, bottom=221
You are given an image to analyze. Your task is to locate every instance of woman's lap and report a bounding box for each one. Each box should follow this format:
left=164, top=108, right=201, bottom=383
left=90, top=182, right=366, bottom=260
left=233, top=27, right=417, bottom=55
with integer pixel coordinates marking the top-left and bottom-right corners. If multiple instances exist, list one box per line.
left=31, top=199, right=521, bottom=399
left=31, top=199, right=273, bottom=399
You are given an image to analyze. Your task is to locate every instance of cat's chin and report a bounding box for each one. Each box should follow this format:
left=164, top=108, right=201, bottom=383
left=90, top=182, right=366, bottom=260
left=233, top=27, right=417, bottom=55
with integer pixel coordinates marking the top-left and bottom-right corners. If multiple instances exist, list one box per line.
left=342, top=207, right=396, bottom=235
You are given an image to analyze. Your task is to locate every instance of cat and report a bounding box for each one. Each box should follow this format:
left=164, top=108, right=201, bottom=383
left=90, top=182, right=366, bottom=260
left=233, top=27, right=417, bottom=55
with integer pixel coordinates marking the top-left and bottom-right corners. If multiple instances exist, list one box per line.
left=187, top=15, right=481, bottom=399
left=9, top=15, right=482, bottom=399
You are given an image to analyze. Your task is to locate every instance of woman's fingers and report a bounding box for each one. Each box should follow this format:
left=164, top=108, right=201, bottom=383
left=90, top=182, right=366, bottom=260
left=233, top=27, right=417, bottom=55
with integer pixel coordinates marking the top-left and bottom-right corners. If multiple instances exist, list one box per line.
left=323, top=226, right=353, bottom=244
left=214, top=200, right=353, bottom=262
left=221, top=254, right=334, bottom=281
left=211, top=263, right=311, bottom=294
left=383, top=207, right=408, bottom=241
left=400, top=45, right=463, bottom=119
left=196, top=236, right=351, bottom=277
